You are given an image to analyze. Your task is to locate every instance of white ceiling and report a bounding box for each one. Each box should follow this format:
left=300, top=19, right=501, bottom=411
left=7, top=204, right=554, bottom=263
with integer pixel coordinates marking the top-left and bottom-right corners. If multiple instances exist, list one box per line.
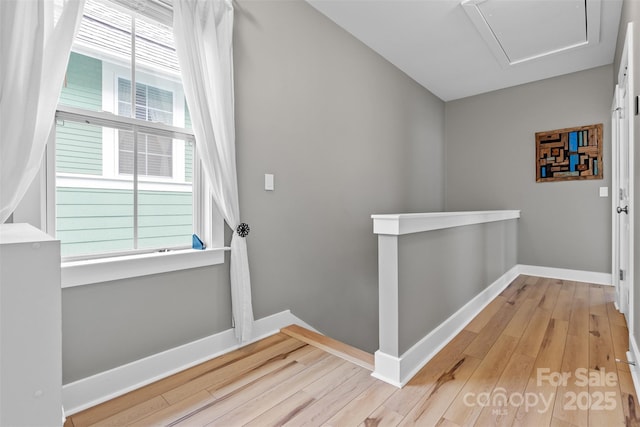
left=306, top=0, right=623, bottom=101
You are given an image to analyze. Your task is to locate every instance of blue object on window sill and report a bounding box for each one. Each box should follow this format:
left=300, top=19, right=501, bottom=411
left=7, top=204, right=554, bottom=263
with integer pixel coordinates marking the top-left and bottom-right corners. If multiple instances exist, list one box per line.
left=192, top=234, right=206, bottom=250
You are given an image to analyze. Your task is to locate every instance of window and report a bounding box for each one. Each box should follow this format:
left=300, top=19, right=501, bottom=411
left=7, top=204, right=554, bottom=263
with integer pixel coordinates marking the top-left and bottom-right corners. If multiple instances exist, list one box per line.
left=118, top=79, right=174, bottom=178
left=118, top=129, right=174, bottom=177
left=118, top=79, right=173, bottom=125
left=50, top=0, right=221, bottom=270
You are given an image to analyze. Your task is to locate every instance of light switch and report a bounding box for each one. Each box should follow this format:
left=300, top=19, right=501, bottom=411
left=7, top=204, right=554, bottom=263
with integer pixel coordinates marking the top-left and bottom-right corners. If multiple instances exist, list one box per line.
left=599, top=187, right=608, bottom=198
left=265, top=174, right=274, bottom=191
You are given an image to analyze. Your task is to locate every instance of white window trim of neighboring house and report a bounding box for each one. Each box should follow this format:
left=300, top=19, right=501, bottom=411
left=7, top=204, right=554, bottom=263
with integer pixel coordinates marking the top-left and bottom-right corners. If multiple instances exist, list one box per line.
left=101, top=60, right=187, bottom=186
left=56, top=173, right=191, bottom=193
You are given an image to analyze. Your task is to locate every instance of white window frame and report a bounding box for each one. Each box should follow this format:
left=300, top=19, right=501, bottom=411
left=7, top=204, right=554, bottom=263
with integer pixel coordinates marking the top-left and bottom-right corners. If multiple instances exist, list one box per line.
left=45, top=0, right=226, bottom=287
left=48, top=107, right=226, bottom=288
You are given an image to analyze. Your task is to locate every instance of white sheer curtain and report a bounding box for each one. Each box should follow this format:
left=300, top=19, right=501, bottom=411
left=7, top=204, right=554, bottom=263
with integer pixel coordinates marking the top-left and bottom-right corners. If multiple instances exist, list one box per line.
left=173, top=0, right=254, bottom=342
left=0, top=0, right=85, bottom=223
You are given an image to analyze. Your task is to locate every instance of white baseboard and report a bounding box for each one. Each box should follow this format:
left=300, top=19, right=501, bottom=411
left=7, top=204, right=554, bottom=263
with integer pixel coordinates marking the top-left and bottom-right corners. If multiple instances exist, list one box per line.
left=372, top=264, right=613, bottom=388
left=371, top=352, right=402, bottom=388
left=62, top=310, right=315, bottom=416
left=516, top=265, right=612, bottom=286
left=373, top=264, right=521, bottom=387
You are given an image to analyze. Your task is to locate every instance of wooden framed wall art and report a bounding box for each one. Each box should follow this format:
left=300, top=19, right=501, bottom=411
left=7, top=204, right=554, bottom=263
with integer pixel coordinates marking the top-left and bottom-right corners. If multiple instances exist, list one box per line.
left=535, top=124, right=603, bottom=182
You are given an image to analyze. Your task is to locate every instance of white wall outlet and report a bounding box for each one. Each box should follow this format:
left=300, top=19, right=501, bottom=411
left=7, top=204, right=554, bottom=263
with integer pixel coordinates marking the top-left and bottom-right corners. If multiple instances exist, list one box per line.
left=265, top=174, right=274, bottom=191
left=599, top=187, right=608, bottom=197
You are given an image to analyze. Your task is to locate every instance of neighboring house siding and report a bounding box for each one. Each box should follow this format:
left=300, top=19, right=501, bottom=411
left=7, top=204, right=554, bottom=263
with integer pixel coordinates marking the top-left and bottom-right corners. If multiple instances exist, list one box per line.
left=56, top=122, right=103, bottom=175
left=57, top=187, right=133, bottom=256
left=138, top=190, right=192, bottom=249
left=57, top=187, right=192, bottom=257
left=60, top=52, right=102, bottom=110
left=58, top=53, right=103, bottom=175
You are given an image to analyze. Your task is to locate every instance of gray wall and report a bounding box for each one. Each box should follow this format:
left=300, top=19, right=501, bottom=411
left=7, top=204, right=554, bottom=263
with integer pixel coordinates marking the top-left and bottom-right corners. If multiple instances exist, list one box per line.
left=445, top=65, right=613, bottom=273
left=233, top=0, right=444, bottom=353
left=60, top=0, right=445, bottom=383
left=398, top=219, right=517, bottom=354
left=62, top=263, right=231, bottom=383
left=615, top=0, right=640, bottom=358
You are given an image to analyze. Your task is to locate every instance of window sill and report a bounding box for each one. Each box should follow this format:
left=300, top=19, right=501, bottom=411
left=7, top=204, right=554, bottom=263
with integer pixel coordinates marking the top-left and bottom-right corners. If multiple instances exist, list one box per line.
left=61, top=247, right=230, bottom=288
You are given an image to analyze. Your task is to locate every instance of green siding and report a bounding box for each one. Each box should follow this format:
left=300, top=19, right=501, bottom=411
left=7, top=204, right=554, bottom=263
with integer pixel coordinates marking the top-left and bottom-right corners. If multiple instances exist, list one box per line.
left=57, top=187, right=192, bottom=257
left=57, top=53, right=103, bottom=175
left=56, top=122, right=103, bottom=175
left=60, top=52, right=102, bottom=110
left=57, top=188, right=133, bottom=257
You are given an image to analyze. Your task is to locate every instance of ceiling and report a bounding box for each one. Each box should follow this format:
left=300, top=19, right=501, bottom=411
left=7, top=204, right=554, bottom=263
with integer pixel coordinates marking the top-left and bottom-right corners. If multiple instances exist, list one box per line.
left=305, top=0, right=623, bottom=101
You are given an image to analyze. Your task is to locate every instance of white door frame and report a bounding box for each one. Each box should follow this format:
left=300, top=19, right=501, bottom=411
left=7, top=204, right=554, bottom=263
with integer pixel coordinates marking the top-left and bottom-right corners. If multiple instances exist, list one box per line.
left=612, top=22, right=635, bottom=335
left=612, top=85, right=621, bottom=309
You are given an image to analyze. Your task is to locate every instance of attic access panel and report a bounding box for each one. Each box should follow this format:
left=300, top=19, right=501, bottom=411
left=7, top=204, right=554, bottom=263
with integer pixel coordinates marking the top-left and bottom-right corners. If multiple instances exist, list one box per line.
left=461, top=0, right=601, bottom=66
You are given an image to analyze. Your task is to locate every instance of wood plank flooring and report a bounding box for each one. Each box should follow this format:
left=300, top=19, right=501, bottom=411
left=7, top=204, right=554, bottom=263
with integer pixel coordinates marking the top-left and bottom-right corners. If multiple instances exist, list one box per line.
left=65, top=275, right=640, bottom=426
left=281, top=324, right=375, bottom=371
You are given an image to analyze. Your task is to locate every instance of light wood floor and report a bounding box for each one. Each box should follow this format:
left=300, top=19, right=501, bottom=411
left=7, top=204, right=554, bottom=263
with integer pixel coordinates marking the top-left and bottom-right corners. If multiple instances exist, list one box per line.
left=65, top=275, right=640, bottom=426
